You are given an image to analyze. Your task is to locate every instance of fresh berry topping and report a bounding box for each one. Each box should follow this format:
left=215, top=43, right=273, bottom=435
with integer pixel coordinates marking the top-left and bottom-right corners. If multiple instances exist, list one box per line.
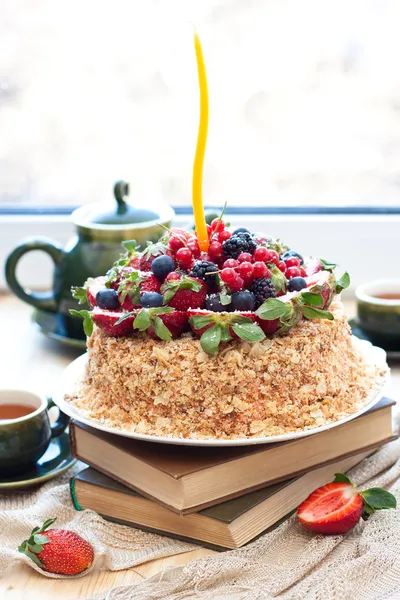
left=300, top=267, right=307, bottom=278
left=238, top=261, right=254, bottom=279
left=206, top=224, right=212, bottom=237
left=237, top=252, right=253, bottom=263
left=218, top=230, right=232, bottom=243
left=253, top=246, right=270, bottom=262
left=205, top=293, right=231, bottom=312
left=298, top=482, right=363, bottom=535
left=189, top=260, right=219, bottom=287
left=140, top=308, right=189, bottom=340
left=208, top=241, right=224, bottom=261
left=72, top=276, right=107, bottom=308
left=252, top=261, right=270, bottom=279
left=169, top=236, right=185, bottom=252
left=176, top=247, right=193, bottom=265
left=278, top=261, right=287, bottom=273
left=232, top=227, right=250, bottom=235
left=287, top=277, right=307, bottom=292
left=18, top=518, right=94, bottom=576
left=251, top=278, right=276, bottom=308
left=266, top=249, right=279, bottom=266
left=229, top=276, right=244, bottom=292
left=220, top=268, right=237, bottom=285
left=95, top=289, right=120, bottom=310
left=165, top=271, right=181, bottom=282
left=222, top=258, right=239, bottom=269
left=222, top=232, right=257, bottom=259
left=187, top=239, right=201, bottom=258
left=286, top=266, right=301, bottom=279
left=285, top=256, right=301, bottom=268
left=151, top=255, right=176, bottom=280
left=139, top=242, right=169, bottom=271
left=210, top=218, right=225, bottom=233
left=140, top=292, right=164, bottom=308
left=162, top=276, right=207, bottom=311
left=282, top=250, right=304, bottom=265
left=231, top=290, right=255, bottom=311
left=92, top=308, right=137, bottom=337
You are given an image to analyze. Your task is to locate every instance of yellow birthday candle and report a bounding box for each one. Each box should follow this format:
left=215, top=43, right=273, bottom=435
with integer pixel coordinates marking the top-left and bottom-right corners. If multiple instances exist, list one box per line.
left=192, top=28, right=209, bottom=252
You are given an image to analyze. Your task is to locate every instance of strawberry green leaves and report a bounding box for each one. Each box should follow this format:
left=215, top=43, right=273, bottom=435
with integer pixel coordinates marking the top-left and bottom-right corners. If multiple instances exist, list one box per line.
left=256, top=298, right=292, bottom=321
left=269, top=265, right=287, bottom=296
left=200, top=325, right=222, bottom=355
left=336, top=272, right=350, bottom=294
left=71, top=285, right=89, bottom=305
left=190, top=313, right=265, bottom=355
left=230, top=320, right=265, bottom=343
left=18, top=518, right=56, bottom=567
left=333, top=473, right=396, bottom=520
left=162, top=276, right=202, bottom=304
left=122, top=240, right=138, bottom=253
left=117, top=307, right=175, bottom=341
left=70, top=310, right=93, bottom=337
left=301, top=292, right=324, bottom=308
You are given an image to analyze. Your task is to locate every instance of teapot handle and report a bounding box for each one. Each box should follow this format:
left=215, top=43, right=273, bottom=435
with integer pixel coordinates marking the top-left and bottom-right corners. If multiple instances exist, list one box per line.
left=5, top=238, right=65, bottom=312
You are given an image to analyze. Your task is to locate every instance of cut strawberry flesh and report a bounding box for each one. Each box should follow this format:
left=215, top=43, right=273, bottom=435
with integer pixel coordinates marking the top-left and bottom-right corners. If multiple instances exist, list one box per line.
left=86, top=276, right=108, bottom=308
left=297, top=483, right=363, bottom=535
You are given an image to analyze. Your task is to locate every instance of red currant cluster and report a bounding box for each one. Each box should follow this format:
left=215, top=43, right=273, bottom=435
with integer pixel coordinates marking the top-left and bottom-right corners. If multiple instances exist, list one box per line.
left=167, top=219, right=232, bottom=268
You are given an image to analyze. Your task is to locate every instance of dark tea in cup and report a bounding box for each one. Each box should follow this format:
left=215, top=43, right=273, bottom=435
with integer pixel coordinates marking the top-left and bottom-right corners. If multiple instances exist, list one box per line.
left=0, top=403, right=35, bottom=420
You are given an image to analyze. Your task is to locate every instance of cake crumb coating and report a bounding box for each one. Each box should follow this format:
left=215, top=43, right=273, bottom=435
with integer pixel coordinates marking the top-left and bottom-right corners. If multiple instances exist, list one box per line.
left=67, top=300, right=387, bottom=439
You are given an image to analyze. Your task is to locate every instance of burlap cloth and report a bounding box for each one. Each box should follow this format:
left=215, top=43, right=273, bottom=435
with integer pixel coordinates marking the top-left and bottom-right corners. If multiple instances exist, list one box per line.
left=2, top=439, right=400, bottom=600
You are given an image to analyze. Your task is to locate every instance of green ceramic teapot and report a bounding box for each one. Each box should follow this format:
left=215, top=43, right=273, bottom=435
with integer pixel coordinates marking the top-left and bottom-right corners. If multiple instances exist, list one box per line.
left=5, top=181, right=174, bottom=340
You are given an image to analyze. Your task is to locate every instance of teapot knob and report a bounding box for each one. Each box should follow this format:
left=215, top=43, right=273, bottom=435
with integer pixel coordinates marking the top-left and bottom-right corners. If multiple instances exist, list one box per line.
left=113, top=180, right=130, bottom=213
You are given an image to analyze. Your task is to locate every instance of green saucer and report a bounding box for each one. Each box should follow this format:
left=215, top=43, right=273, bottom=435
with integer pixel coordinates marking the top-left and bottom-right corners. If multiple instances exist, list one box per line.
left=0, top=432, right=76, bottom=490
left=349, top=318, right=400, bottom=360
left=32, top=309, right=86, bottom=349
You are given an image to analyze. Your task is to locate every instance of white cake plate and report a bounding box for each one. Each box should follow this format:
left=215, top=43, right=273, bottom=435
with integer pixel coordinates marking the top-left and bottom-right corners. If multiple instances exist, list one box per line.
left=53, top=337, right=391, bottom=447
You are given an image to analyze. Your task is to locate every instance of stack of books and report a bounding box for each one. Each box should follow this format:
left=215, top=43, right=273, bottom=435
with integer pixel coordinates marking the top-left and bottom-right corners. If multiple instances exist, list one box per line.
left=69, top=397, right=396, bottom=550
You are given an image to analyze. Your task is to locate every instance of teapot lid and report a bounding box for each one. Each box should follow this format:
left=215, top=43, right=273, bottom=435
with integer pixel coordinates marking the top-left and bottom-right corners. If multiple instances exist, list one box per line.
left=89, top=181, right=160, bottom=225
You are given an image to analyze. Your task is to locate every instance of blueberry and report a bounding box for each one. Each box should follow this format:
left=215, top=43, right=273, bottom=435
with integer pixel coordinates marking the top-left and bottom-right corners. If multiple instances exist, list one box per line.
left=287, top=277, right=307, bottom=292
left=205, top=293, right=231, bottom=312
left=231, top=290, right=256, bottom=311
left=96, top=289, right=120, bottom=310
left=232, top=227, right=251, bottom=235
left=140, top=292, right=164, bottom=308
left=151, top=255, right=175, bottom=279
left=281, top=250, right=304, bottom=265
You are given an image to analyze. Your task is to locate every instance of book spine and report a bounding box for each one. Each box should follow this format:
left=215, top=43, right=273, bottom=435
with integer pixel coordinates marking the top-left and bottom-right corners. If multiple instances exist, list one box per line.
left=69, top=478, right=83, bottom=511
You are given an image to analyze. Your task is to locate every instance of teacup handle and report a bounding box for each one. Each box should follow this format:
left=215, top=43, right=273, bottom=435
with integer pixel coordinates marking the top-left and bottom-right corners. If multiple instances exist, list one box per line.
left=47, top=398, right=70, bottom=438
left=5, top=238, right=65, bottom=312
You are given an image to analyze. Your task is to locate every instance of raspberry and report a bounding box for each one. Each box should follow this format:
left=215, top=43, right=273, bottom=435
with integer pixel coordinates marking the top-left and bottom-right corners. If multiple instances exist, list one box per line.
left=251, top=278, right=276, bottom=308
left=189, top=260, right=219, bottom=287
left=222, top=232, right=257, bottom=260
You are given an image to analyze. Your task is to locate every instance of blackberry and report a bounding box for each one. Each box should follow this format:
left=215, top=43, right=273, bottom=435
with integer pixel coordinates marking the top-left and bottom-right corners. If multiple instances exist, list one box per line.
left=190, top=260, right=219, bottom=287
left=222, top=232, right=257, bottom=259
left=251, top=278, right=276, bottom=308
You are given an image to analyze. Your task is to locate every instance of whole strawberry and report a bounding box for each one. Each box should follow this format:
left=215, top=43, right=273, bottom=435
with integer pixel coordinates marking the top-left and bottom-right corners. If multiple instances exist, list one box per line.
left=18, top=518, right=94, bottom=576
left=161, top=276, right=207, bottom=311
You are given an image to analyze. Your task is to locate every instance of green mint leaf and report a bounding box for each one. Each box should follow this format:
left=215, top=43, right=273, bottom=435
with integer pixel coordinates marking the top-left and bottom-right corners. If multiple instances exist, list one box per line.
left=115, top=311, right=137, bottom=325
left=360, top=488, right=397, bottom=512
left=301, top=292, right=324, bottom=308
left=122, top=240, right=138, bottom=252
left=320, top=258, right=337, bottom=272
left=33, top=534, right=49, bottom=545
left=220, top=292, right=232, bottom=306
left=336, top=272, right=350, bottom=294
left=231, top=322, right=266, bottom=343
left=70, top=310, right=93, bottom=337
left=133, top=309, right=152, bottom=331
left=71, top=286, right=88, bottom=305
left=189, top=314, right=215, bottom=329
left=256, top=298, right=291, bottom=321
left=153, top=316, right=172, bottom=341
left=333, top=473, right=353, bottom=484
left=200, top=325, right=222, bottom=355
left=301, top=306, right=334, bottom=321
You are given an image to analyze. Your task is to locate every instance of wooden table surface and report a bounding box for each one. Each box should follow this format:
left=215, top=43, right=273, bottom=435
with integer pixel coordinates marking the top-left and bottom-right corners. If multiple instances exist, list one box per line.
left=0, top=293, right=399, bottom=599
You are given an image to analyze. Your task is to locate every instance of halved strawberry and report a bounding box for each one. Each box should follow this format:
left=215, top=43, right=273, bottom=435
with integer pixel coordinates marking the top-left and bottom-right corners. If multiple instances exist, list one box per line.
left=162, top=276, right=207, bottom=311
left=306, top=270, right=336, bottom=309
left=188, top=309, right=264, bottom=355
left=92, top=308, right=138, bottom=337
left=305, top=257, right=322, bottom=276
left=118, top=272, right=162, bottom=311
left=86, top=276, right=108, bottom=308
left=148, top=310, right=188, bottom=339
left=298, top=482, right=363, bottom=535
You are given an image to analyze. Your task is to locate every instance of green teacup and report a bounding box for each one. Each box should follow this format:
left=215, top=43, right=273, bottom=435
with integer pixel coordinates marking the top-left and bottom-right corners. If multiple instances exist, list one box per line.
left=0, top=390, right=69, bottom=476
left=355, top=279, right=400, bottom=351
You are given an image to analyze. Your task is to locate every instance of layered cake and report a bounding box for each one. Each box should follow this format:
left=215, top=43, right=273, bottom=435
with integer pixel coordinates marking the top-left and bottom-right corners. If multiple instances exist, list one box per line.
left=69, top=222, right=386, bottom=439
